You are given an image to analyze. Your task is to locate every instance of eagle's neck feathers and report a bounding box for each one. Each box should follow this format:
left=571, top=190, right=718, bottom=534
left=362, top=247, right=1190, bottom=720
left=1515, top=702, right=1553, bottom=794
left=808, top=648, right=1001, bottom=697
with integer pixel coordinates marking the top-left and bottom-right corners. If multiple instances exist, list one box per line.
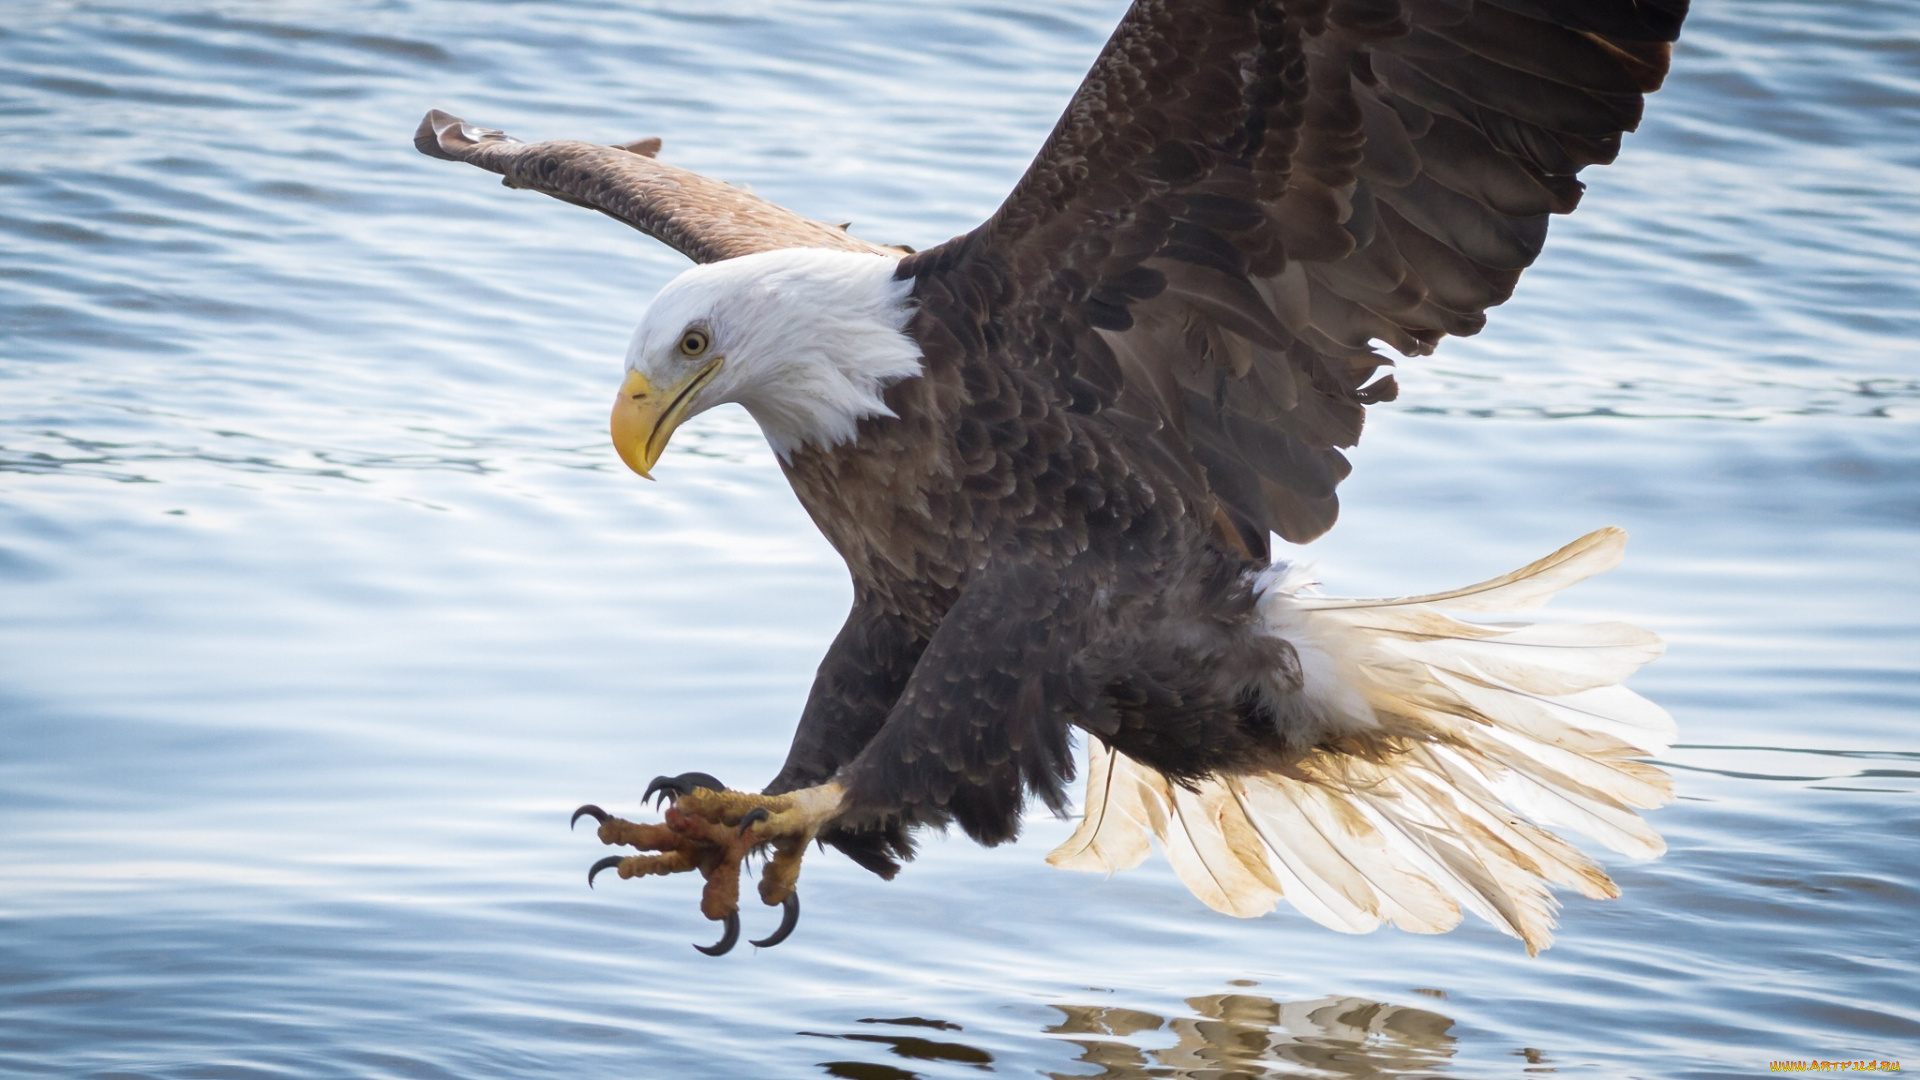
left=626, top=248, right=922, bottom=457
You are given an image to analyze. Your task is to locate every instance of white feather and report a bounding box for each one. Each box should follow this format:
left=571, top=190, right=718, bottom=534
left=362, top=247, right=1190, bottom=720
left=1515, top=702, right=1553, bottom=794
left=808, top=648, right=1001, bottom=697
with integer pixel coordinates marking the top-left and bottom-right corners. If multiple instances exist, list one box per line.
left=1288, top=527, right=1629, bottom=614
left=1045, top=740, right=1154, bottom=874
left=1048, top=529, right=1673, bottom=954
left=626, top=248, right=922, bottom=457
left=1159, top=778, right=1284, bottom=918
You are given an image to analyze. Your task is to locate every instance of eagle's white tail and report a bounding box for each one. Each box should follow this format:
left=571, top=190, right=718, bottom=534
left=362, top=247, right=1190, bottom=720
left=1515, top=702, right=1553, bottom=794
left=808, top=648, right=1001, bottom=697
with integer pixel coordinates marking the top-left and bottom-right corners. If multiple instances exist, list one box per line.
left=1047, top=528, right=1673, bottom=954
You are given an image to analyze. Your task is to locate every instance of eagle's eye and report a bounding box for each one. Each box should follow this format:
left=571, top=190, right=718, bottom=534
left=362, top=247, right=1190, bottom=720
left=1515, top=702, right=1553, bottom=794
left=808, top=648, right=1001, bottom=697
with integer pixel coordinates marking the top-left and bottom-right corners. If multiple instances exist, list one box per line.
left=677, top=327, right=711, bottom=358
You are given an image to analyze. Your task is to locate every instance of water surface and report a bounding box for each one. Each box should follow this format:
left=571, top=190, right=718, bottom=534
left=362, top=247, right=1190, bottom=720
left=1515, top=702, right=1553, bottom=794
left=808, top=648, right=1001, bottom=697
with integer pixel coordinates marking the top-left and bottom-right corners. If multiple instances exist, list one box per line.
left=1, top=2, right=1915, bottom=1077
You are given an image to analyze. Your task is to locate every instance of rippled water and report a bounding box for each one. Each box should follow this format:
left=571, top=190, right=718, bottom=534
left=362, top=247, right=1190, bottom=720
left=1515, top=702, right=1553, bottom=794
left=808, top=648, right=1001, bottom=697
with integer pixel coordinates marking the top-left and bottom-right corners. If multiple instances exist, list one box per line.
left=2, top=2, right=1915, bottom=1077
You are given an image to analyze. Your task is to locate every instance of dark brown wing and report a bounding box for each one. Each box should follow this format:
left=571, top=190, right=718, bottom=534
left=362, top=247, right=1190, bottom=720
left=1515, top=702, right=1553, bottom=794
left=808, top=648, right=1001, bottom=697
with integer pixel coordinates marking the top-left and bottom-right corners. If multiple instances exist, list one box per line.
left=413, top=109, right=899, bottom=263
left=899, top=0, right=1685, bottom=551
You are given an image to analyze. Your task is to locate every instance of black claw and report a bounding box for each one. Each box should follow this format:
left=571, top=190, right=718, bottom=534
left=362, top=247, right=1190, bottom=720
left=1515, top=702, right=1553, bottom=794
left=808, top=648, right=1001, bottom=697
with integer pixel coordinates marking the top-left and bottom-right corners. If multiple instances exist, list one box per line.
left=571, top=804, right=609, bottom=830
left=587, top=855, right=624, bottom=888
left=737, top=806, right=771, bottom=837
left=693, top=911, right=740, bottom=956
left=750, top=892, right=800, bottom=949
left=642, top=776, right=672, bottom=808
left=644, top=771, right=727, bottom=809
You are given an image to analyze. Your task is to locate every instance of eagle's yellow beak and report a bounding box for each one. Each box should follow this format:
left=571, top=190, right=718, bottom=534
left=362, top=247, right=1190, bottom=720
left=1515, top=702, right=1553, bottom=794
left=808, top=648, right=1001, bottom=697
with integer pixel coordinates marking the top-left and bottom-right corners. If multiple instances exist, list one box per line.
left=609, top=359, right=722, bottom=479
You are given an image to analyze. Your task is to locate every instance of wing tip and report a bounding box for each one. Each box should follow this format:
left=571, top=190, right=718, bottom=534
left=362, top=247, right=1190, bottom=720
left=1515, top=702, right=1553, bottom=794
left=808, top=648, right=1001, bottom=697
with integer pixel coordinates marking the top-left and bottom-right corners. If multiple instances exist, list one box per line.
left=413, top=108, right=518, bottom=162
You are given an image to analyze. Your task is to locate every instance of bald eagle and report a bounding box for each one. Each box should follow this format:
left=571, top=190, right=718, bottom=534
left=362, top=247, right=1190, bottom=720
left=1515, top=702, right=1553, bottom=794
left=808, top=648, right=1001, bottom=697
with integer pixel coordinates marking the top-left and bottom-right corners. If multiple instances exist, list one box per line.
left=417, top=0, right=1687, bottom=957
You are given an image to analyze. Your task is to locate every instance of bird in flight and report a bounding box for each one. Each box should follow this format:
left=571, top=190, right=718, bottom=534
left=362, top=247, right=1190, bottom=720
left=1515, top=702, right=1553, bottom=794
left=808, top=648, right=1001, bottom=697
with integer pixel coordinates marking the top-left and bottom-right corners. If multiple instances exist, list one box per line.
left=417, top=0, right=1687, bottom=957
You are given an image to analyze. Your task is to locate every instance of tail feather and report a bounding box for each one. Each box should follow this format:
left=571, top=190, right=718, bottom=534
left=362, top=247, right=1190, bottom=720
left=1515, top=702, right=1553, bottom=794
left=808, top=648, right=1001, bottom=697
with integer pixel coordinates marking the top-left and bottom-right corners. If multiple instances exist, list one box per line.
left=1046, top=738, right=1155, bottom=874
left=1354, top=795, right=1553, bottom=950
left=1292, top=527, right=1628, bottom=615
left=1158, top=779, right=1283, bottom=918
left=1467, top=728, right=1668, bottom=860
left=1047, top=528, right=1673, bottom=954
left=1434, top=672, right=1673, bottom=759
left=1238, top=774, right=1460, bottom=934
left=1225, top=781, right=1388, bottom=934
left=1414, top=745, right=1619, bottom=900
left=1373, top=622, right=1663, bottom=697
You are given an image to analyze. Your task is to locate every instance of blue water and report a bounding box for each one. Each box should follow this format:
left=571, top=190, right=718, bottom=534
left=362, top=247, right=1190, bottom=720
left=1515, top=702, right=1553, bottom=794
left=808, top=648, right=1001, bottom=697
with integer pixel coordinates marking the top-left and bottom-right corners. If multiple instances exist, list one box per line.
left=1, top=2, right=1915, bottom=1077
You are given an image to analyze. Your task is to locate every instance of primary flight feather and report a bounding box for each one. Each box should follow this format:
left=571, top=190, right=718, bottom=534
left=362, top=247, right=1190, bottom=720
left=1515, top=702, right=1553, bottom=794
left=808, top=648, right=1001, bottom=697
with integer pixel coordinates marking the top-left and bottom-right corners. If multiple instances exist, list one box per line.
left=417, top=0, right=1687, bottom=956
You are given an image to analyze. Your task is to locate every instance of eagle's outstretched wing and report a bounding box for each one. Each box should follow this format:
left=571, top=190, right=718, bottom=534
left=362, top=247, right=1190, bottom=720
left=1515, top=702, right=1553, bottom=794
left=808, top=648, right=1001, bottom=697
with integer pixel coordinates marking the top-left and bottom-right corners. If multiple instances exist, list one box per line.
left=412, top=109, right=899, bottom=263
left=900, top=0, right=1685, bottom=551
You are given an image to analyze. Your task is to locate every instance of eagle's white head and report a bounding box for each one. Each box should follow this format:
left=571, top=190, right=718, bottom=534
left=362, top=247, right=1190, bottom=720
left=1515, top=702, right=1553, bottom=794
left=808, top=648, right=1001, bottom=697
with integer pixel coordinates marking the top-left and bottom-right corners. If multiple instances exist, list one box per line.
left=611, top=248, right=922, bottom=476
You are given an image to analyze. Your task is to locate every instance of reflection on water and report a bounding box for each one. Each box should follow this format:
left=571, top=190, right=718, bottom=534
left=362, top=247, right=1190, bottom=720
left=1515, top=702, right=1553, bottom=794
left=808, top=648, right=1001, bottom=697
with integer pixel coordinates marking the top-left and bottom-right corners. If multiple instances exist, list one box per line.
left=1046, top=993, right=1455, bottom=1080
left=797, top=991, right=1456, bottom=1080
left=808, top=1016, right=996, bottom=1078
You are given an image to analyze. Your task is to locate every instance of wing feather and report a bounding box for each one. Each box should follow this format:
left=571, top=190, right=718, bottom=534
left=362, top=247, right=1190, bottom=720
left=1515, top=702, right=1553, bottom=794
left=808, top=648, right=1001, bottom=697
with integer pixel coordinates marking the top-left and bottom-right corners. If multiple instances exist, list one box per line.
left=901, top=1, right=1686, bottom=546
left=417, top=3, right=1687, bottom=547
left=411, top=110, right=900, bottom=264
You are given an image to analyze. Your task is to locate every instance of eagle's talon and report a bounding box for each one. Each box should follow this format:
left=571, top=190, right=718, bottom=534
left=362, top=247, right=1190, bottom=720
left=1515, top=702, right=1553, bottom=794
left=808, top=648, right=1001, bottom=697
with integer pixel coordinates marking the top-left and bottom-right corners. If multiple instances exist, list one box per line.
left=571, top=803, right=610, bottom=830
left=751, top=892, right=800, bottom=949
left=644, top=771, right=727, bottom=808
left=737, top=806, right=771, bottom=836
left=693, top=911, right=741, bottom=956
left=643, top=774, right=678, bottom=808
left=587, top=854, right=624, bottom=887
left=577, top=780, right=840, bottom=955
